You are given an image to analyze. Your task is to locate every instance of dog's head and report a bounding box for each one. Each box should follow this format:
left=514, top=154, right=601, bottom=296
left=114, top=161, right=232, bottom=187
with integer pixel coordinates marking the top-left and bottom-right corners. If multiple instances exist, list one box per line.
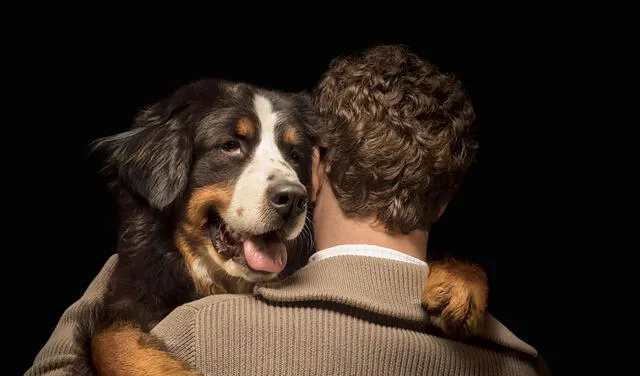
left=95, top=78, right=318, bottom=288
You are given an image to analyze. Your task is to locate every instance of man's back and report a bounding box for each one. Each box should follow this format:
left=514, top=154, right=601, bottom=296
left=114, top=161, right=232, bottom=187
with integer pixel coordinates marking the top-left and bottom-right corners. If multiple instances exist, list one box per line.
left=153, top=249, right=546, bottom=376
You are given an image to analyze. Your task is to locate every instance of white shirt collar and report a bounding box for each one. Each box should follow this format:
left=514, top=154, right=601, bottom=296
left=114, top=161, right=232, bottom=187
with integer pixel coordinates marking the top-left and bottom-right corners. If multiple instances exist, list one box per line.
left=309, top=244, right=428, bottom=271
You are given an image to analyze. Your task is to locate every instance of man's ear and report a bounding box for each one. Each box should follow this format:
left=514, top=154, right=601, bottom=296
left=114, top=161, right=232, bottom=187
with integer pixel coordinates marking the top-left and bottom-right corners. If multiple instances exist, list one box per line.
left=91, top=101, right=193, bottom=210
left=310, top=146, right=322, bottom=202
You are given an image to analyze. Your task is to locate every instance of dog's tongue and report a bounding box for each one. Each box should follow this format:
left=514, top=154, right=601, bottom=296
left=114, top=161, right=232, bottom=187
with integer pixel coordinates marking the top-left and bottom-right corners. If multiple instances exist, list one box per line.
left=242, top=233, right=287, bottom=273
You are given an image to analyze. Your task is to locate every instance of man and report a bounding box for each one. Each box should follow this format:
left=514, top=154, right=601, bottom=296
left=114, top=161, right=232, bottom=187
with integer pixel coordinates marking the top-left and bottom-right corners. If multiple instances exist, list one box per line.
left=27, top=44, right=548, bottom=375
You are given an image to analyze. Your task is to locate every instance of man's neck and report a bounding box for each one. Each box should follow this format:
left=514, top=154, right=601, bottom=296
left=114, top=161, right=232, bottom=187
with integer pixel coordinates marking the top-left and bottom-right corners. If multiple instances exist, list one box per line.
left=313, top=190, right=428, bottom=262
left=315, top=225, right=428, bottom=262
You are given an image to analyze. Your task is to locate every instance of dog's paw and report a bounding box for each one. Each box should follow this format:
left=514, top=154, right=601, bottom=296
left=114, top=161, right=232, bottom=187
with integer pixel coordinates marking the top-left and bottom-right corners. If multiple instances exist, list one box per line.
left=421, top=259, right=489, bottom=339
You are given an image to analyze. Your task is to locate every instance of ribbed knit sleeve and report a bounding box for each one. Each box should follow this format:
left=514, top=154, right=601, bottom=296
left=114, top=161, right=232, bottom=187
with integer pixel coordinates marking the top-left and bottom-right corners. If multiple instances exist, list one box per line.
left=25, top=255, right=118, bottom=376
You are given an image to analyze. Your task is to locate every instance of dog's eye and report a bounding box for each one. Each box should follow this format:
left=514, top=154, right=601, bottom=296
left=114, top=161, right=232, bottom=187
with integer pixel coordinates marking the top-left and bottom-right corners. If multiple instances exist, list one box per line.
left=289, top=151, right=301, bottom=163
left=221, top=140, right=241, bottom=154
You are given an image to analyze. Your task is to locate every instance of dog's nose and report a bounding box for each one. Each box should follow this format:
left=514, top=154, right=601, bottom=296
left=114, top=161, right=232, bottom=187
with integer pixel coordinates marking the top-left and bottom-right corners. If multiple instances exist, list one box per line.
left=268, top=182, right=307, bottom=220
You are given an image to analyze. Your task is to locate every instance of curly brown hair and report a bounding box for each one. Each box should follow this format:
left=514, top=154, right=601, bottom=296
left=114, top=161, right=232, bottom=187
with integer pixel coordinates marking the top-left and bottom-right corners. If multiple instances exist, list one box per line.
left=312, top=44, right=478, bottom=233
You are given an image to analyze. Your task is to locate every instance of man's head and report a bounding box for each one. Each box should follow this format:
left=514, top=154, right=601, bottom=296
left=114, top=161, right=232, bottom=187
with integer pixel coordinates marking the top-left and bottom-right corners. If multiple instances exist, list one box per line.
left=311, top=44, right=478, bottom=237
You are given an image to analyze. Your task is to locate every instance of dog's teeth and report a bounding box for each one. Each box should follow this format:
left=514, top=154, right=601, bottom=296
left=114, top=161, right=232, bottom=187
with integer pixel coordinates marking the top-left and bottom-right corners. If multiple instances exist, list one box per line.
left=232, top=232, right=242, bottom=242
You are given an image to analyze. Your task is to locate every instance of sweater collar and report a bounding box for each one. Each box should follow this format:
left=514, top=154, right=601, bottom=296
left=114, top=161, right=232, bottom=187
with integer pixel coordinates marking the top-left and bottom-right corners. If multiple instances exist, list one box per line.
left=308, top=244, right=428, bottom=267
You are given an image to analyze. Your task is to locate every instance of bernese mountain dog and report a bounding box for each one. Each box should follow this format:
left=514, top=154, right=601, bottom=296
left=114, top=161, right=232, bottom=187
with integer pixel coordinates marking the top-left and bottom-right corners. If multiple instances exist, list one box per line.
left=78, top=78, right=488, bottom=376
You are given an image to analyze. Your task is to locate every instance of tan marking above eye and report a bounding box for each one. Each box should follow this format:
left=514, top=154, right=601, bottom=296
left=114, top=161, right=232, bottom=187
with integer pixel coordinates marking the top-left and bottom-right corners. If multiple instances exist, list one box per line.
left=283, top=127, right=300, bottom=145
left=236, top=117, right=256, bottom=138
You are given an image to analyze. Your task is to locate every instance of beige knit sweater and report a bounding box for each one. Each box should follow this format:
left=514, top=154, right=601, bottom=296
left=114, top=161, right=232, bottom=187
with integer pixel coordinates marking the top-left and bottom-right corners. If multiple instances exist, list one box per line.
left=26, top=254, right=549, bottom=376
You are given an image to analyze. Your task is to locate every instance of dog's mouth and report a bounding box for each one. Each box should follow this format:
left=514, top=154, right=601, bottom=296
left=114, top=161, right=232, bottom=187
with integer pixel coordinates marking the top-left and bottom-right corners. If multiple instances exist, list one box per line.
left=208, top=215, right=288, bottom=274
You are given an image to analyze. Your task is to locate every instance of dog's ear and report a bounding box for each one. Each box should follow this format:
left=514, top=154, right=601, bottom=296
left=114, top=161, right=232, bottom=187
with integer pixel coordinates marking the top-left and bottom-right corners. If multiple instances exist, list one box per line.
left=292, top=91, right=327, bottom=148
left=92, top=100, right=193, bottom=210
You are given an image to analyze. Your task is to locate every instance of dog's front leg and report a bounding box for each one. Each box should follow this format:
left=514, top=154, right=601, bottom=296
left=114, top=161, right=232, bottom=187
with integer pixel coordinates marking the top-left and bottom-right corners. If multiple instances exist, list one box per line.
left=421, top=259, right=489, bottom=339
left=91, top=321, right=202, bottom=376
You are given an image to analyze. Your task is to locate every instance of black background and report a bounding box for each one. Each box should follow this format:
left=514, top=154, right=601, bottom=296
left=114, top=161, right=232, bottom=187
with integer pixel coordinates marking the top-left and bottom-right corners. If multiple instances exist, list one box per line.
left=12, top=8, right=633, bottom=375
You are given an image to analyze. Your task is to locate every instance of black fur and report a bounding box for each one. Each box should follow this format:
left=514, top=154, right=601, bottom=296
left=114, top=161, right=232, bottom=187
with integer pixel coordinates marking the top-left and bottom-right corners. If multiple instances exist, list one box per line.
left=77, top=78, right=319, bottom=373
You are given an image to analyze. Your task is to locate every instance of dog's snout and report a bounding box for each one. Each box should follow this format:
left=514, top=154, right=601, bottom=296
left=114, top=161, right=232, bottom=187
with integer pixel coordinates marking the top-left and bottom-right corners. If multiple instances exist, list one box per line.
left=267, top=182, right=307, bottom=220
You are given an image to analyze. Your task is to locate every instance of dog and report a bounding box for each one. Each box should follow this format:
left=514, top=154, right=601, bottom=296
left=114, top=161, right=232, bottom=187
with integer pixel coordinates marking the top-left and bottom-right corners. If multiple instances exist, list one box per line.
left=79, top=78, right=488, bottom=376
